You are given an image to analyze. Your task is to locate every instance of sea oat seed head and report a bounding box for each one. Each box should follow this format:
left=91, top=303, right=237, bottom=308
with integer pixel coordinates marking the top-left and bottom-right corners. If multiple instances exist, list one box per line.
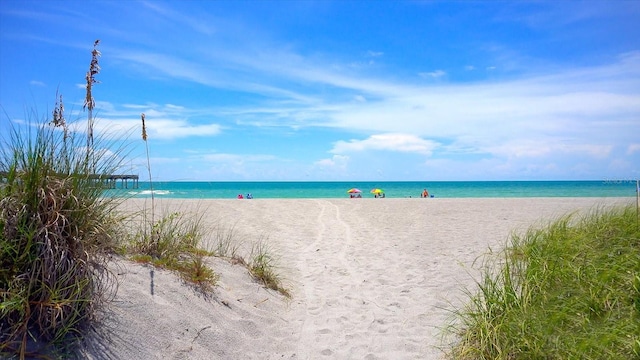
left=51, top=95, right=66, bottom=128
left=141, top=113, right=147, bottom=141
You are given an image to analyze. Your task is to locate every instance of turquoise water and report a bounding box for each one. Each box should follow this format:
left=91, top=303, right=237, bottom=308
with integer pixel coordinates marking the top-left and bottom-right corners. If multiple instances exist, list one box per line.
left=103, top=180, right=639, bottom=199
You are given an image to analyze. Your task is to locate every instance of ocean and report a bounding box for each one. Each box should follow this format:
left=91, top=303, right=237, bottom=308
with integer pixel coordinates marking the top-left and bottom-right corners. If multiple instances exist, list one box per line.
left=103, top=180, right=639, bottom=199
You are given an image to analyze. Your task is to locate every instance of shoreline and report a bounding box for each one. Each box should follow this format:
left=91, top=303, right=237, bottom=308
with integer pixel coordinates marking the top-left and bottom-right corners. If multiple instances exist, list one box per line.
left=86, top=197, right=634, bottom=359
left=104, top=180, right=639, bottom=199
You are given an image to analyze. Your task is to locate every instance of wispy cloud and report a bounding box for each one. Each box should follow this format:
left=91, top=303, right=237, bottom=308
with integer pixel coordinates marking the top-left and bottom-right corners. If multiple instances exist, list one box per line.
left=202, top=153, right=276, bottom=163
left=628, top=144, right=640, bottom=155
left=419, top=70, right=446, bottom=79
left=331, top=134, right=439, bottom=155
left=485, top=140, right=613, bottom=159
left=63, top=101, right=224, bottom=140
left=140, top=0, right=216, bottom=36
left=315, top=154, right=349, bottom=167
left=106, top=45, right=639, bottom=163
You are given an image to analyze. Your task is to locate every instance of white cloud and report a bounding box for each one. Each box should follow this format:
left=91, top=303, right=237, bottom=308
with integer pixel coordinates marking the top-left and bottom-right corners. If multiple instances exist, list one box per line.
left=202, top=153, right=276, bottom=163
left=315, top=154, right=349, bottom=168
left=627, top=144, right=640, bottom=155
left=65, top=101, right=226, bottom=140
left=29, top=80, right=45, bottom=87
left=80, top=117, right=220, bottom=140
left=152, top=121, right=221, bottom=139
left=419, top=70, right=446, bottom=79
left=566, top=144, right=613, bottom=158
left=331, top=133, right=439, bottom=155
left=140, top=0, right=216, bottom=36
left=485, top=140, right=613, bottom=159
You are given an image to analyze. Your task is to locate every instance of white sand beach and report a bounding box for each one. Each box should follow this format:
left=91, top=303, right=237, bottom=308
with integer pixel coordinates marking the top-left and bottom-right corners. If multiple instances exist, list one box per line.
left=82, top=197, right=633, bottom=359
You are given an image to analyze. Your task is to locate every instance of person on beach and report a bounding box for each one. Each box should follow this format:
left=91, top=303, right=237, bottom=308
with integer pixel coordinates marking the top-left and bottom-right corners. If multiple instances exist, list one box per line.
left=422, top=189, right=429, bottom=198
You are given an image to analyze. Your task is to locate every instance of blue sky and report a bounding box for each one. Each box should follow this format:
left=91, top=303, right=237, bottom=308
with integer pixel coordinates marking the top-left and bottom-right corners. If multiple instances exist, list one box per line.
left=1, top=0, right=639, bottom=181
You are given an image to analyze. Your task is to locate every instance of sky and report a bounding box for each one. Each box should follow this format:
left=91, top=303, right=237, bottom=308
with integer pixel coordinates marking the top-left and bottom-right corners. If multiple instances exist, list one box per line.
left=1, top=0, right=639, bottom=182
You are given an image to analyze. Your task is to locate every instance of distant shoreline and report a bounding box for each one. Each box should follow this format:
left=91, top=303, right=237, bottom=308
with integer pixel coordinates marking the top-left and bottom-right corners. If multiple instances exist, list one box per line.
left=103, top=180, right=638, bottom=199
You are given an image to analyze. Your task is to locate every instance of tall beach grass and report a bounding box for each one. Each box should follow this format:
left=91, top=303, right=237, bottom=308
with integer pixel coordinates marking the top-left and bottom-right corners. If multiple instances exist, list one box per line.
left=0, top=114, right=127, bottom=358
left=448, top=204, right=640, bottom=359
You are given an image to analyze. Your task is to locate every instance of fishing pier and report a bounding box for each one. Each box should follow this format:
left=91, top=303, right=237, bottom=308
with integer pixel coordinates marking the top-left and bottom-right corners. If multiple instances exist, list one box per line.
left=89, top=174, right=140, bottom=189
left=0, top=172, right=139, bottom=189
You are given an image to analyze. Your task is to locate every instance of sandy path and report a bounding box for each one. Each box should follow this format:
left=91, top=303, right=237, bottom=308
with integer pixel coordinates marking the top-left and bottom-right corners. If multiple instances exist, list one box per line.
left=295, top=200, right=370, bottom=358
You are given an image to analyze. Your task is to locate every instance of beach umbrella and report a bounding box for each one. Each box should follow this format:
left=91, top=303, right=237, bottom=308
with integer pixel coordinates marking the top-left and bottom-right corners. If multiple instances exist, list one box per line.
left=370, top=188, right=384, bottom=195
left=347, top=188, right=362, bottom=193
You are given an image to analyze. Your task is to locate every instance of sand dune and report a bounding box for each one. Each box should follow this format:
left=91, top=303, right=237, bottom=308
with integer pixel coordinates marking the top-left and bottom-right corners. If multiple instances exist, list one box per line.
left=81, top=197, right=632, bottom=359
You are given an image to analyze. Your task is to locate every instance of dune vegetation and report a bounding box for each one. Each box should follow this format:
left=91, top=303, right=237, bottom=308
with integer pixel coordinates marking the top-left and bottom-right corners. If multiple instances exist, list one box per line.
left=0, top=108, right=126, bottom=357
left=448, top=204, right=640, bottom=359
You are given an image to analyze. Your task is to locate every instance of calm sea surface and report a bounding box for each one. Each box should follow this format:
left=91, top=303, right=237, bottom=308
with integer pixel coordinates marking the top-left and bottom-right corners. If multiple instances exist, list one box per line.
left=103, top=180, right=638, bottom=199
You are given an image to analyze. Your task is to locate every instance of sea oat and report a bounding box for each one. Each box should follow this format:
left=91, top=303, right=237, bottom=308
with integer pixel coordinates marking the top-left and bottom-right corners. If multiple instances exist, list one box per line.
left=84, top=40, right=100, bottom=173
left=141, top=113, right=147, bottom=141
left=141, top=112, right=155, bottom=243
left=83, top=40, right=100, bottom=112
left=51, top=95, right=65, bottom=128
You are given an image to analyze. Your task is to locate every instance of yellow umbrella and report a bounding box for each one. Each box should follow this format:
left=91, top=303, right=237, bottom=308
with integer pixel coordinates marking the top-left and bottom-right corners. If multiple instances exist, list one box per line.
left=370, top=188, right=384, bottom=195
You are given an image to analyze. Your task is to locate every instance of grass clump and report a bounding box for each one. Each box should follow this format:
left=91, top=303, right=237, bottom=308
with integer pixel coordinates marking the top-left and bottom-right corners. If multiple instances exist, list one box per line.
left=125, top=210, right=218, bottom=292
left=0, top=118, right=124, bottom=358
left=248, top=238, right=290, bottom=298
left=448, top=204, right=640, bottom=359
left=210, top=222, right=242, bottom=260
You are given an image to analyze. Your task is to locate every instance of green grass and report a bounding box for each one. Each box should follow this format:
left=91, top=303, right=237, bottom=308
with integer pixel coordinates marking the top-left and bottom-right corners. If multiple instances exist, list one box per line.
left=210, top=222, right=243, bottom=260
left=122, top=211, right=290, bottom=297
left=0, top=115, right=125, bottom=358
left=122, top=211, right=291, bottom=298
left=448, top=204, right=640, bottom=359
left=248, top=238, right=290, bottom=298
left=125, top=210, right=218, bottom=292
